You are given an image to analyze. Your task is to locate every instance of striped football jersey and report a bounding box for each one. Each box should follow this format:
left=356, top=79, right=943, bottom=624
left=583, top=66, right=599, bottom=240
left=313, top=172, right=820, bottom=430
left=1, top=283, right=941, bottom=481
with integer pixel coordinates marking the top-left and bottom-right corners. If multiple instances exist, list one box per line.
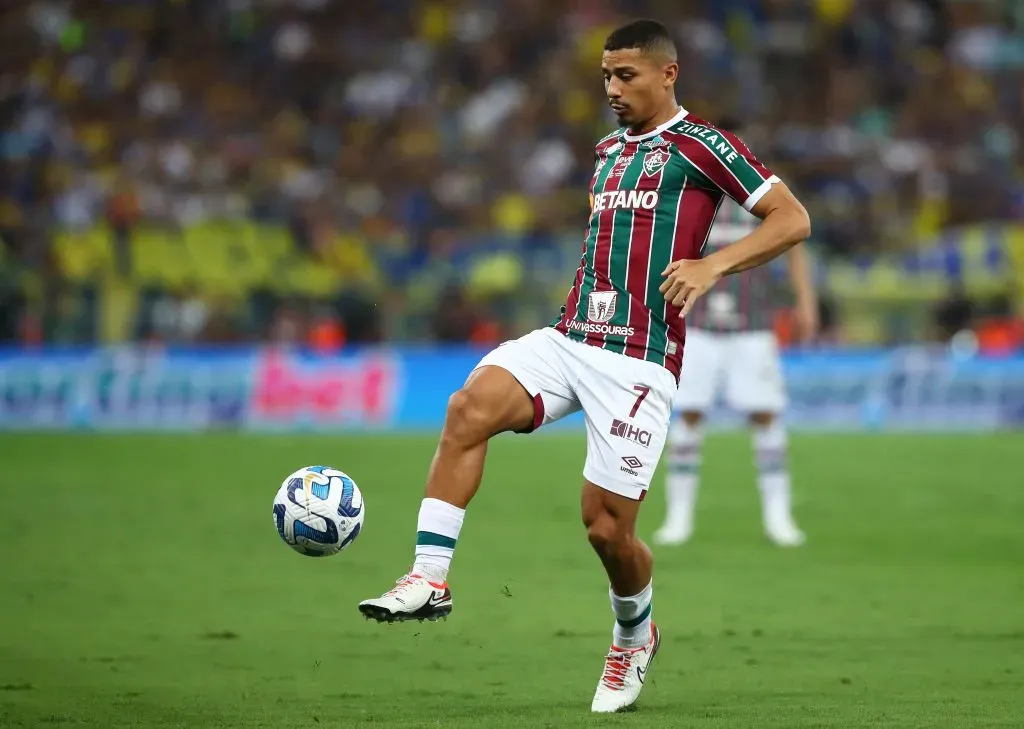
left=551, top=107, right=780, bottom=378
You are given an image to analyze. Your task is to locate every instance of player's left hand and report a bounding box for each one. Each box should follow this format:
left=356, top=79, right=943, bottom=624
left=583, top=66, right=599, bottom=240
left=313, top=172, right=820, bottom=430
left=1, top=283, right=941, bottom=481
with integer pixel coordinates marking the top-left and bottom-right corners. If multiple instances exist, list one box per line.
left=659, top=259, right=722, bottom=318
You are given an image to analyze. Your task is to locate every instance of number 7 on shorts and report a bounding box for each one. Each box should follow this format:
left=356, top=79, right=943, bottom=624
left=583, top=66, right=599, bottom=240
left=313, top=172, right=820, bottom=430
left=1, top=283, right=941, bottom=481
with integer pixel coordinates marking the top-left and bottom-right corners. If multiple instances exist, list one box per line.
left=630, top=385, right=650, bottom=418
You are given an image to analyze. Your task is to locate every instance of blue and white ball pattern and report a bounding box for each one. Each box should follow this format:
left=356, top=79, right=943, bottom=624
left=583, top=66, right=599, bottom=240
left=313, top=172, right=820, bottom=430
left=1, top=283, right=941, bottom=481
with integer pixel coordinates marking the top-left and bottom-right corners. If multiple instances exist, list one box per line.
left=272, top=466, right=364, bottom=557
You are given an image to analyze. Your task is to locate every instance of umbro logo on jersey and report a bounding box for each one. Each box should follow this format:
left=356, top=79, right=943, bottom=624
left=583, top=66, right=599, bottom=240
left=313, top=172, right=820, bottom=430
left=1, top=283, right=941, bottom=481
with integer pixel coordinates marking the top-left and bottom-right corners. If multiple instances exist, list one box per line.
left=640, top=135, right=669, bottom=149
left=592, top=190, right=660, bottom=213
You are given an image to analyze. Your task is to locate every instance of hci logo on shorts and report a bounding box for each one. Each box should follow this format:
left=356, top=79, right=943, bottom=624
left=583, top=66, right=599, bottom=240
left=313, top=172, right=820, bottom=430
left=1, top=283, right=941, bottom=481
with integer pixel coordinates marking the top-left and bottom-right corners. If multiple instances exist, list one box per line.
left=588, top=291, right=617, bottom=323
left=610, top=419, right=652, bottom=448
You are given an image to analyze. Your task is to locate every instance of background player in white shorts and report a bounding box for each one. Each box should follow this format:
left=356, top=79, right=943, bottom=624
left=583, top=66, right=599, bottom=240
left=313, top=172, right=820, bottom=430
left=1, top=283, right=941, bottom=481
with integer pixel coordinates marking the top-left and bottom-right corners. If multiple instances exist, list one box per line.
left=653, top=120, right=819, bottom=548
left=358, top=21, right=812, bottom=713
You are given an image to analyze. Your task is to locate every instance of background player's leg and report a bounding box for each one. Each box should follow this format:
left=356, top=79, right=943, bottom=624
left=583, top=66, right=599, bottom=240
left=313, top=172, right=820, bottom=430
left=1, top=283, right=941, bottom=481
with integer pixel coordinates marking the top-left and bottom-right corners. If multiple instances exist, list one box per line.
left=749, top=411, right=805, bottom=547
left=655, top=410, right=704, bottom=545
left=728, top=331, right=803, bottom=547
left=412, top=365, right=535, bottom=582
left=582, top=483, right=653, bottom=648
left=655, top=329, right=719, bottom=545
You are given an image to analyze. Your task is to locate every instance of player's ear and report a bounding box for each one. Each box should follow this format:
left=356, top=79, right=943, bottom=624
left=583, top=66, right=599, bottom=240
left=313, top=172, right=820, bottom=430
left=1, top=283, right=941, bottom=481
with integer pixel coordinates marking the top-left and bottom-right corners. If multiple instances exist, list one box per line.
left=663, top=62, right=678, bottom=88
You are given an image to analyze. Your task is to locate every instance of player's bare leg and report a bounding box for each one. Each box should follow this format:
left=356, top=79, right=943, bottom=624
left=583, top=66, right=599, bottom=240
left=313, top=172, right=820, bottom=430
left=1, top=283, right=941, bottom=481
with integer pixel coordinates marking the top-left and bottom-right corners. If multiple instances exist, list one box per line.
left=750, top=412, right=805, bottom=547
left=358, top=366, right=535, bottom=623
left=583, top=483, right=660, bottom=712
left=654, top=410, right=704, bottom=545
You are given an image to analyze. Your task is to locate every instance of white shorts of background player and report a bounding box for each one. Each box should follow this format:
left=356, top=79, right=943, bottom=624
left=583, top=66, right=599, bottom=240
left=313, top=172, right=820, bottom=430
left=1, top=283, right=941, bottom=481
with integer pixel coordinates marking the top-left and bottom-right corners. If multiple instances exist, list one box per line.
left=673, top=328, right=786, bottom=414
left=475, top=328, right=677, bottom=501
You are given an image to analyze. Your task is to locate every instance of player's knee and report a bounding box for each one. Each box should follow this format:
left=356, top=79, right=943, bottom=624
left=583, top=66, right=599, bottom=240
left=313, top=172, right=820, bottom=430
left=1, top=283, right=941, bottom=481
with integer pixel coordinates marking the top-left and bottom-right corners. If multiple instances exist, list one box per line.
left=682, top=411, right=704, bottom=427
left=442, top=387, right=493, bottom=445
left=585, top=510, right=626, bottom=558
left=749, top=412, right=775, bottom=428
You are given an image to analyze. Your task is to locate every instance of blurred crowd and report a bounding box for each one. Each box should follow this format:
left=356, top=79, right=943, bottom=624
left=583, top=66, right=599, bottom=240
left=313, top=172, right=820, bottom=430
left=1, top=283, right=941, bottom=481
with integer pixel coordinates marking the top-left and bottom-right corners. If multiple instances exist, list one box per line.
left=2, top=0, right=1023, bottom=347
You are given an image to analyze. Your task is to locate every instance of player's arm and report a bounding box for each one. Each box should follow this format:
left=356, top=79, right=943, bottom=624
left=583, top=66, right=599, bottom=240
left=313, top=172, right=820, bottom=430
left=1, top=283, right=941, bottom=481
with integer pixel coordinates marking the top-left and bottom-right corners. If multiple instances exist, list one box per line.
left=786, top=238, right=819, bottom=342
left=701, top=183, right=810, bottom=276
left=661, top=183, right=811, bottom=317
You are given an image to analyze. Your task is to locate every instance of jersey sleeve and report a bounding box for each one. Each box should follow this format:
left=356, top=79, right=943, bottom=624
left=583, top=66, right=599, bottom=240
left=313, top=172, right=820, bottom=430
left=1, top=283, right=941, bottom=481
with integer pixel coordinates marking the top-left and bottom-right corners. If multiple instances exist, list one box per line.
left=676, top=128, right=780, bottom=212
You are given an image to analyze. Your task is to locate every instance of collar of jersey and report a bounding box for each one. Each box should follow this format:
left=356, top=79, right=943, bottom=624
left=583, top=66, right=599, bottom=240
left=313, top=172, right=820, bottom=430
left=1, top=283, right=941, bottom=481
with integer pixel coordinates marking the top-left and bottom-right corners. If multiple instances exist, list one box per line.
left=622, top=106, right=689, bottom=142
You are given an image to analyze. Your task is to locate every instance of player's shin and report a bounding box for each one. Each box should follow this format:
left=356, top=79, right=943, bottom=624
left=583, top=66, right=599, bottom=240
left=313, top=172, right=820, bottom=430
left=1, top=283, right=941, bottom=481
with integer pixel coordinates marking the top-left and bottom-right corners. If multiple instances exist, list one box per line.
left=412, top=497, right=465, bottom=583
left=752, top=419, right=789, bottom=509
left=752, top=418, right=805, bottom=545
left=658, top=420, right=702, bottom=540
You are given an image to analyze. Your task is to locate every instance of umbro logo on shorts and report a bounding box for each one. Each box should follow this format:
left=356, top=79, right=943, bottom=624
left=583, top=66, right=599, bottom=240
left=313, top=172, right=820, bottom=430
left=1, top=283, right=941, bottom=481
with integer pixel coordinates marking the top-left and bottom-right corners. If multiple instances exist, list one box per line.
left=620, top=456, right=644, bottom=476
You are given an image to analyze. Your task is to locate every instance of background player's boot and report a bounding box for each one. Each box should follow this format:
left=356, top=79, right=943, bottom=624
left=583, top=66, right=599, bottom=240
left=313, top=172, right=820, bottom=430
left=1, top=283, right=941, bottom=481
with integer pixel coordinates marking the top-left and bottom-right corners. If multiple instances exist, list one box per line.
left=652, top=517, right=693, bottom=546
left=764, top=504, right=806, bottom=547
left=591, top=623, right=661, bottom=713
left=358, top=573, right=452, bottom=623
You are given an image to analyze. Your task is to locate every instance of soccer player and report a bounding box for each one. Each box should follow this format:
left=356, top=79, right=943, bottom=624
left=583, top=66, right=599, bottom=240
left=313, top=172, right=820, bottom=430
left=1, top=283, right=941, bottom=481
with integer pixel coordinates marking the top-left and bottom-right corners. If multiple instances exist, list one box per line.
left=653, top=120, right=819, bottom=548
left=359, top=19, right=811, bottom=713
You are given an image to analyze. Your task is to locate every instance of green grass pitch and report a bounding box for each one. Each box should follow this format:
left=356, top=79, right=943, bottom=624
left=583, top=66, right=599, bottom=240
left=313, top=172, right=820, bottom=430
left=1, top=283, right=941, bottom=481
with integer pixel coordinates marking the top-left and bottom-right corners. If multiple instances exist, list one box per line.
left=1, top=432, right=1022, bottom=728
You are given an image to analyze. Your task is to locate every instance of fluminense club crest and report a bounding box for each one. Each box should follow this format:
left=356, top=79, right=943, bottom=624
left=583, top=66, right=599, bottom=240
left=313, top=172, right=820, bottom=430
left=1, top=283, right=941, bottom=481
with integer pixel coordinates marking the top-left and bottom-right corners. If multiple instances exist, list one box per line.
left=643, top=148, right=670, bottom=177
left=587, top=290, right=618, bottom=323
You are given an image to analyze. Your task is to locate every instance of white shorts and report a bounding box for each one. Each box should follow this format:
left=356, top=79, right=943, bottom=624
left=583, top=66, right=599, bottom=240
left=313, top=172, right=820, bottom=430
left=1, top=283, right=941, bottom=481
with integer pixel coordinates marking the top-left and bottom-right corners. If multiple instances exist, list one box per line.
left=474, top=328, right=677, bottom=501
left=673, top=329, right=787, bottom=413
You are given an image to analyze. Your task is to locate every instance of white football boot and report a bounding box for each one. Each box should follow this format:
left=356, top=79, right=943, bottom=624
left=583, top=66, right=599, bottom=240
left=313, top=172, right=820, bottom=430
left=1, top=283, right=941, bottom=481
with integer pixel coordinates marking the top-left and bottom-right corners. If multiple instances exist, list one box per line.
left=358, top=573, right=452, bottom=623
left=652, top=516, right=694, bottom=546
left=764, top=502, right=806, bottom=547
left=591, top=623, right=661, bottom=713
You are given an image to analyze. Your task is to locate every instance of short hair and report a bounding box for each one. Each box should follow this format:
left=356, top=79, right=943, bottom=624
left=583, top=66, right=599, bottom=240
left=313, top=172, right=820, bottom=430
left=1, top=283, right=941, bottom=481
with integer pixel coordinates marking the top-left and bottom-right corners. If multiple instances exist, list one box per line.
left=604, top=19, right=677, bottom=61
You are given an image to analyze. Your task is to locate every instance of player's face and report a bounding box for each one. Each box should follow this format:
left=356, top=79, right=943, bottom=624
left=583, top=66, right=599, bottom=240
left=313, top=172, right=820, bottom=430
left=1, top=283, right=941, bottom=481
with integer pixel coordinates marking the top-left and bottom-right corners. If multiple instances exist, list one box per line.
left=602, top=49, right=677, bottom=128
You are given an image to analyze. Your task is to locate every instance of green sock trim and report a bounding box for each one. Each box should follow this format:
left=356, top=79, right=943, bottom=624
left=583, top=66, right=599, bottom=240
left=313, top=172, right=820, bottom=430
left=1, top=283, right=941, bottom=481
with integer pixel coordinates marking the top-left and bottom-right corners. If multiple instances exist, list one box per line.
left=416, top=531, right=456, bottom=549
left=617, top=602, right=652, bottom=629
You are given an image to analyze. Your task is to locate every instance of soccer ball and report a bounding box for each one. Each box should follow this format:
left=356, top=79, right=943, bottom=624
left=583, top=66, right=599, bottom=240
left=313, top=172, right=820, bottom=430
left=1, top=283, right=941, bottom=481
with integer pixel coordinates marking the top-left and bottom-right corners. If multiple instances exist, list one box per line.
left=272, top=466, right=365, bottom=557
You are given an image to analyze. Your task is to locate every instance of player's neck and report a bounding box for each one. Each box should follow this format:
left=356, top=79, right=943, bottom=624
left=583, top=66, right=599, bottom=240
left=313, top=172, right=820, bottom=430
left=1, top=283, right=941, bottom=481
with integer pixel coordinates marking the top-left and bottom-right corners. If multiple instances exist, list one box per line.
left=628, top=101, right=681, bottom=136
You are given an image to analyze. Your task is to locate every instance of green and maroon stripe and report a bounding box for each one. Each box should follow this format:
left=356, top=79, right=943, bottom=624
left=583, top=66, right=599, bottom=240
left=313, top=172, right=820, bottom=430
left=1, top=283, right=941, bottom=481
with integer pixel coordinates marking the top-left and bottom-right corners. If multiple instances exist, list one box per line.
left=622, top=160, right=665, bottom=360
left=667, top=121, right=771, bottom=208
left=561, top=136, right=622, bottom=335
left=639, top=168, right=684, bottom=372
left=602, top=142, right=645, bottom=354
left=583, top=141, right=634, bottom=348
left=666, top=184, right=723, bottom=375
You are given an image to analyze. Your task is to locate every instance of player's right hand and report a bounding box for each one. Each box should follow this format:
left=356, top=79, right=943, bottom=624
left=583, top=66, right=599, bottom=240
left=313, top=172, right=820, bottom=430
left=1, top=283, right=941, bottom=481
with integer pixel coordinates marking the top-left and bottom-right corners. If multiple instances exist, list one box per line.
left=659, top=259, right=722, bottom=318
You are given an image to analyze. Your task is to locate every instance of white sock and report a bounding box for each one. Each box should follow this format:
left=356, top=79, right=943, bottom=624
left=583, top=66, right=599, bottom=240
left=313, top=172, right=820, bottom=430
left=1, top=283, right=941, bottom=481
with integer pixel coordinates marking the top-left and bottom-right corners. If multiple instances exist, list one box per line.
left=752, top=420, right=792, bottom=518
left=610, top=581, right=653, bottom=650
left=663, top=420, right=702, bottom=527
left=412, top=498, right=465, bottom=583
